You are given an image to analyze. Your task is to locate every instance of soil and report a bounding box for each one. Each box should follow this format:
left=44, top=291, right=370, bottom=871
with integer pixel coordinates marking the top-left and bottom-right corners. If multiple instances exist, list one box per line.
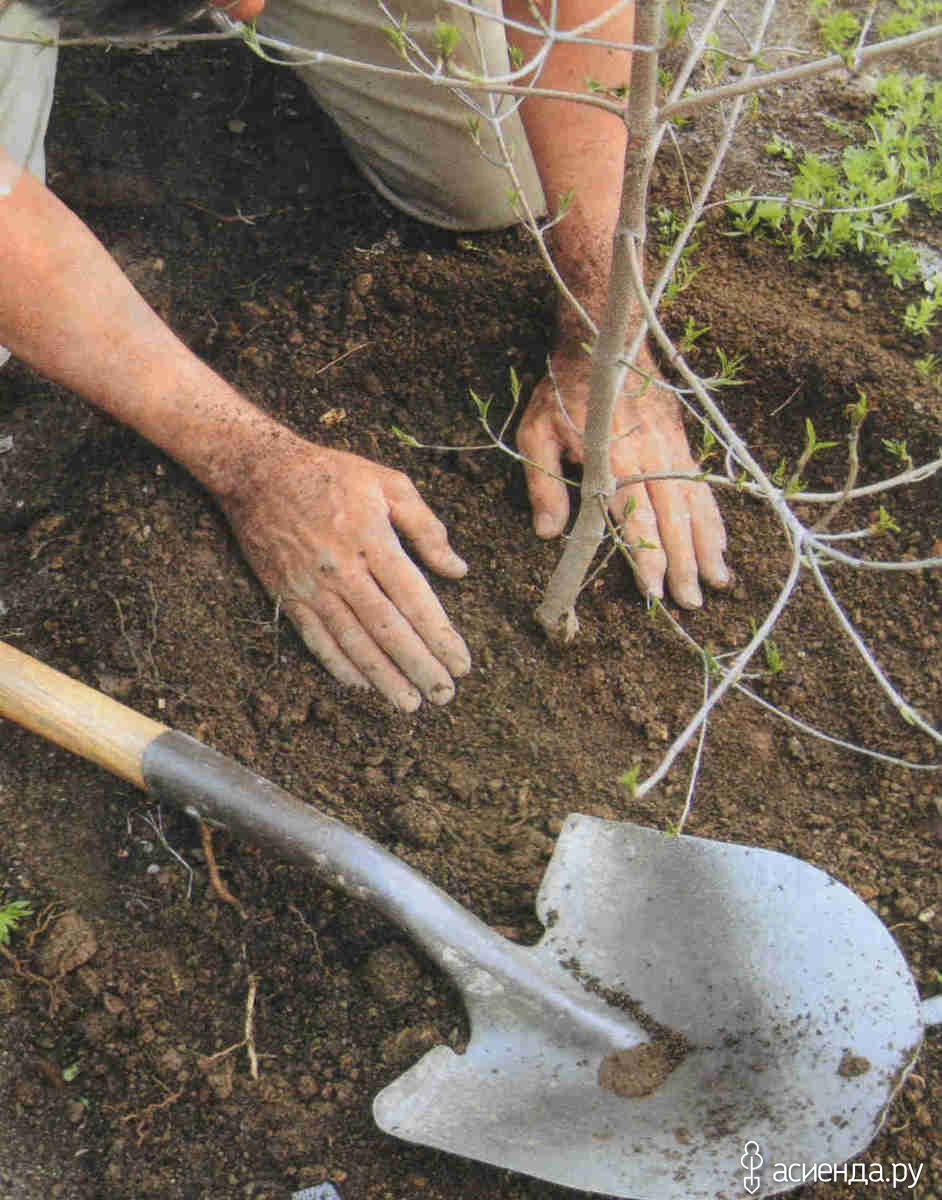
left=0, top=12, right=940, bottom=1200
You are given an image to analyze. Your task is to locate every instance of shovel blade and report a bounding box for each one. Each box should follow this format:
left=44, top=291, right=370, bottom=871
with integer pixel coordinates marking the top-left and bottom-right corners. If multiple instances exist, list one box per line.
left=374, top=818, right=923, bottom=1200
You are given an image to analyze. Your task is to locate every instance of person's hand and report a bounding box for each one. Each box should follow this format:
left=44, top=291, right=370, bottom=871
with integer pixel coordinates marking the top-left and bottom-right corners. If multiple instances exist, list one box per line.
left=516, top=348, right=730, bottom=607
left=219, top=437, right=471, bottom=710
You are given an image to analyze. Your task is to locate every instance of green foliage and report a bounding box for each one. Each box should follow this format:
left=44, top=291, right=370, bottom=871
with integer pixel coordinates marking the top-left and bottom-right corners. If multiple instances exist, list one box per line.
left=879, top=0, right=942, bottom=38
left=703, top=32, right=729, bottom=82
left=810, top=0, right=861, bottom=56
left=654, top=207, right=705, bottom=303
left=619, top=764, right=641, bottom=797
left=750, top=619, right=785, bottom=676
left=845, top=388, right=870, bottom=428
left=556, top=189, right=575, bottom=219
left=664, top=0, right=693, bottom=46
left=724, top=71, right=942, bottom=334
left=0, top=900, right=32, bottom=946
left=902, top=279, right=942, bottom=336
left=711, top=347, right=747, bottom=387
left=697, top=424, right=718, bottom=465
left=873, top=505, right=901, bottom=534
left=392, top=426, right=420, bottom=448
left=883, top=437, right=914, bottom=468
left=914, top=351, right=941, bottom=379
left=809, top=0, right=942, bottom=57
left=382, top=13, right=409, bottom=58
left=433, top=20, right=460, bottom=62
left=585, top=77, right=629, bottom=101
left=765, top=133, right=796, bottom=162
left=679, top=317, right=710, bottom=353
left=508, top=44, right=524, bottom=71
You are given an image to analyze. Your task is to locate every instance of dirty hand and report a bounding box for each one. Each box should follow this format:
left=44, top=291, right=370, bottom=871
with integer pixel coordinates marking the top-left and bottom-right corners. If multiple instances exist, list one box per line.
left=516, top=349, right=730, bottom=607
left=220, top=439, right=471, bottom=710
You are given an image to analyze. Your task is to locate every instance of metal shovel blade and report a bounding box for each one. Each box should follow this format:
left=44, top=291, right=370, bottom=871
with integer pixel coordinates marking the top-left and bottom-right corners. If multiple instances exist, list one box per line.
left=374, top=817, right=924, bottom=1200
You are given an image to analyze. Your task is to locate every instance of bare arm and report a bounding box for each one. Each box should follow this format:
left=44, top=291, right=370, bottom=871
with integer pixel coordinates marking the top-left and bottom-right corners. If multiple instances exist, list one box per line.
left=0, top=150, right=470, bottom=708
left=503, top=0, right=730, bottom=606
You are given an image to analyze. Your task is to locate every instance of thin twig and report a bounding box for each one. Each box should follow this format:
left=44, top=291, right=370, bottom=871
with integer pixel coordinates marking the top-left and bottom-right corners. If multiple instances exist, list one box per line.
left=199, top=822, right=247, bottom=919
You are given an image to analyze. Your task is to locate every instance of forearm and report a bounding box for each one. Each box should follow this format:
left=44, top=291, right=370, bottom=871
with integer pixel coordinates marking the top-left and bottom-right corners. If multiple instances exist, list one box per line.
left=0, top=153, right=287, bottom=499
left=502, top=0, right=633, bottom=346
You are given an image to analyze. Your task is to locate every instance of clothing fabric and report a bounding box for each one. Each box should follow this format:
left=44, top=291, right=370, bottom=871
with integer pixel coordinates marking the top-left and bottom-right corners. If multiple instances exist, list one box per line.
left=258, top=0, right=546, bottom=229
left=0, top=1, right=59, bottom=367
left=0, top=0, right=546, bottom=244
left=0, top=1, right=58, bottom=180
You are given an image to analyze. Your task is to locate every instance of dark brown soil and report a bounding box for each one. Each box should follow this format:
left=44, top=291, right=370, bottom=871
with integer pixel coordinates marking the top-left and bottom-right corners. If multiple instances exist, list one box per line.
left=0, top=29, right=939, bottom=1200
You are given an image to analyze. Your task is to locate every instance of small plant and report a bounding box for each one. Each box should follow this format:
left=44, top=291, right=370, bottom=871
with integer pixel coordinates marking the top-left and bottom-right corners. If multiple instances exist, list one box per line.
left=914, top=351, right=941, bottom=378
left=902, top=281, right=942, bottom=336
left=679, top=316, right=710, bottom=353
left=663, top=0, right=692, bottom=46
left=872, top=505, right=901, bottom=535
left=0, top=899, right=33, bottom=945
left=432, top=19, right=461, bottom=65
left=710, top=347, right=747, bottom=387
left=751, top=619, right=785, bottom=676
left=785, top=419, right=839, bottom=495
left=765, top=133, right=796, bottom=162
left=883, top=437, right=914, bottom=469
left=724, top=71, right=942, bottom=332
left=810, top=0, right=861, bottom=57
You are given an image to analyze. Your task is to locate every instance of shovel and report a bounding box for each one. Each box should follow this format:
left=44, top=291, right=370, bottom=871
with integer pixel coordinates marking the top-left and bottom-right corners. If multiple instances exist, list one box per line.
left=1, top=639, right=938, bottom=1200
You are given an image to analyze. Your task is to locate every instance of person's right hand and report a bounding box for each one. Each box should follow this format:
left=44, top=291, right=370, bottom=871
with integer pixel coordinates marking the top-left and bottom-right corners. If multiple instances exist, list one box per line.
left=219, top=437, right=471, bottom=711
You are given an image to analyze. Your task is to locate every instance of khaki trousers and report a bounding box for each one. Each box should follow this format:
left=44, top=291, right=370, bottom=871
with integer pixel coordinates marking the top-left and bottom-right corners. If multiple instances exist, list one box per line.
left=258, top=0, right=547, bottom=229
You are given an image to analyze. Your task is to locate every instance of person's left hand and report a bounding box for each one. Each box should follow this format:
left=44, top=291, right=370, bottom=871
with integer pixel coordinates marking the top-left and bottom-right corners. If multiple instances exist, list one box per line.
left=218, top=437, right=471, bottom=711
left=516, top=347, right=730, bottom=607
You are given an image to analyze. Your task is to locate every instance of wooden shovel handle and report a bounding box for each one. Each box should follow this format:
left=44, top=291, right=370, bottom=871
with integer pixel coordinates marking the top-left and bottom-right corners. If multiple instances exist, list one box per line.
left=0, top=640, right=167, bottom=790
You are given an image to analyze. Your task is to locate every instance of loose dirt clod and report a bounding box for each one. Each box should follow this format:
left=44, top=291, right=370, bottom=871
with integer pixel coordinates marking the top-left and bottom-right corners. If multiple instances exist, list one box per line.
left=35, top=910, right=97, bottom=979
left=362, top=943, right=422, bottom=1006
left=598, top=1043, right=675, bottom=1098
left=838, top=1050, right=873, bottom=1078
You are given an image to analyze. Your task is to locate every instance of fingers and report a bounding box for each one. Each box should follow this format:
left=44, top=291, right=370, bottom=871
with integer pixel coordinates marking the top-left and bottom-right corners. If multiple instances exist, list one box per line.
left=516, top=417, right=571, bottom=539
left=284, top=546, right=466, bottom=711
left=647, top=480, right=703, bottom=609
left=611, top=482, right=668, bottom=600
left=385, top=473, right=468, bottom=579
left=611, top=415, right=730, bottom=609
left=689, top=485, right=730, bottom=590
left=280, top=600, right=372, bottom=692
left=370, top=539, right=471, bottom=682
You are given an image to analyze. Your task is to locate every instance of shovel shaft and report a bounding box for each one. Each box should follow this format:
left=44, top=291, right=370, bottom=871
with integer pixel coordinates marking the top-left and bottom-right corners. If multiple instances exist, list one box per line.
left=0, top=640, right=167, bottom=789
left=1, top=640, right=639, bottom=1053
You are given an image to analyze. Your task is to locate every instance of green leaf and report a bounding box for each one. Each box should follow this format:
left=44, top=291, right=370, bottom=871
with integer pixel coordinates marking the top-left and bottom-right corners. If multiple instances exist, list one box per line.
left=391, top=426, right=420, bottom=448
left=0, top=900, right=32, bottom=946
left=433, top=19, right=460, bottom=60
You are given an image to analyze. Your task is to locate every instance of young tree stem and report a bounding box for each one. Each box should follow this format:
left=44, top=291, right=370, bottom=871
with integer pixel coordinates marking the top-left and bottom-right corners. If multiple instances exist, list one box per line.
left=535, top=0, right=662, bottom=640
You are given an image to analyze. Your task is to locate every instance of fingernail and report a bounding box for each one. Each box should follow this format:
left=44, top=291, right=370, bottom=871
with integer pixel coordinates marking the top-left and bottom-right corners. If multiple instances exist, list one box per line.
left=396, top=688, right=422, bottom=713
left=675, top=581, right=703, bottom=609
left=428, top=679, right=456, bottom=706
